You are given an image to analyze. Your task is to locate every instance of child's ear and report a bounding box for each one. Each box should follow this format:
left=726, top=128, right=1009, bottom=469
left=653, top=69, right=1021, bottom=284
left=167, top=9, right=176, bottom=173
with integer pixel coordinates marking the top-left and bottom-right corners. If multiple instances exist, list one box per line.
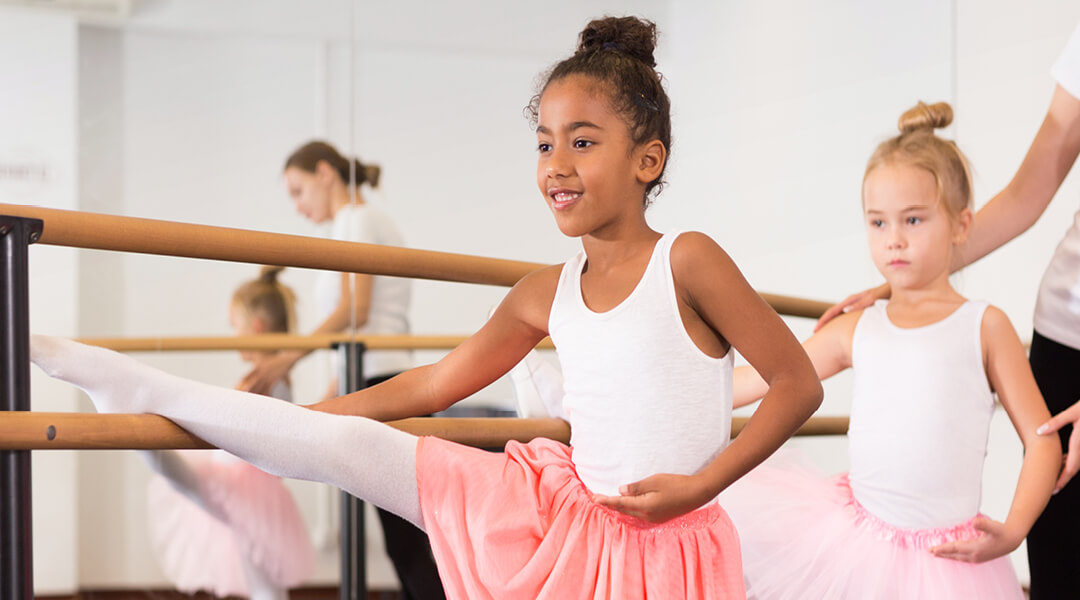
left=250, top=316, right=266, bottom=334
left=952, top=207, right=973, bottom=244
left=314, top=160, right=337, bottom=185
left=635, top=139, right=666, bottom=185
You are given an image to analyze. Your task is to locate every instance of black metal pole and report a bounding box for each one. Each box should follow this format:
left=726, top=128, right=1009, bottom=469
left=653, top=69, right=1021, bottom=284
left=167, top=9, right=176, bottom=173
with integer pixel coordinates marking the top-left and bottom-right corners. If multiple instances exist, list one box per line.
left=0, top=216, right=42, bottom=600
left=336, top=341, right=366, bottom=600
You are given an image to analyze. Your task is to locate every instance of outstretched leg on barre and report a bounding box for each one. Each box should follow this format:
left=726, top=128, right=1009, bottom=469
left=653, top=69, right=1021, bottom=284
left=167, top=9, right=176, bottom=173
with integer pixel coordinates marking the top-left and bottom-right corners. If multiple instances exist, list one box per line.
left=30, top=335, right=424, bottom=529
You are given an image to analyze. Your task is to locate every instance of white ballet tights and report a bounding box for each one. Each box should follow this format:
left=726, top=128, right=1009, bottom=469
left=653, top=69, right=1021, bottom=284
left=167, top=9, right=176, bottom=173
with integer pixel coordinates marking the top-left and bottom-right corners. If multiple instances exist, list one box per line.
left=30, top=335, right=425, bottom=529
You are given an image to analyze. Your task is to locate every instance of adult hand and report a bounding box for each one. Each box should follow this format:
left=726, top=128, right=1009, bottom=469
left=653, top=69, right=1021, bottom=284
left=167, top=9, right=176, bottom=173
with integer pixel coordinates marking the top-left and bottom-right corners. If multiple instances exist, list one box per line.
left=239, top=351, right=298, bottom=395
left=814, top=283, right=891, bottom=332
left=1037, top=399, right=1080, bottom=493
left=929, top=516, right=1020, bottom=563
left=592, top=473, right=710, bottom=523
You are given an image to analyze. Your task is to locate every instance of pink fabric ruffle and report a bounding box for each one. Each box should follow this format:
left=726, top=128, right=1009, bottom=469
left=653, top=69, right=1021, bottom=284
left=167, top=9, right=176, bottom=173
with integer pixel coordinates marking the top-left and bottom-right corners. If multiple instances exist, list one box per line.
left=147, top=451, right=315, bottom=597
left=417, top=436, right=746, bottom=600
left=839, top=474, right=989, bottom=550
left=719, top=450, right=1024, bottom=600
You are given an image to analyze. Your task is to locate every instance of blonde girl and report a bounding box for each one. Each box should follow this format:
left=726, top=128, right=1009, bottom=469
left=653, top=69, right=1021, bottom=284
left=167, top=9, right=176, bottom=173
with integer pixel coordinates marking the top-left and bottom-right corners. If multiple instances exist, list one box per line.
left=721, top=102, right=1061, bottom=599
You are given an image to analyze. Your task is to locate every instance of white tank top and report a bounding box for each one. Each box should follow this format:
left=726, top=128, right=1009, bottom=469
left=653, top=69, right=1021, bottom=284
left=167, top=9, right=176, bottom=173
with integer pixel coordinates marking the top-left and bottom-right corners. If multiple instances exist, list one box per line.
left=548, top=232, right=734, bottom=497
left=848, top=300, right=994, bottom=529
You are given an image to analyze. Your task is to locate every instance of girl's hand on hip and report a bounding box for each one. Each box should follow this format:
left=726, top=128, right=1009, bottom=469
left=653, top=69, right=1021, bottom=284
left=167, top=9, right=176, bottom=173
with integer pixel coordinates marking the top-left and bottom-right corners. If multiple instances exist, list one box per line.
left=929, top=517, right=1019, bottom=563
left=1037, top=399, right=1080, bottom=493
left=592, top=473, right=709, bottom=523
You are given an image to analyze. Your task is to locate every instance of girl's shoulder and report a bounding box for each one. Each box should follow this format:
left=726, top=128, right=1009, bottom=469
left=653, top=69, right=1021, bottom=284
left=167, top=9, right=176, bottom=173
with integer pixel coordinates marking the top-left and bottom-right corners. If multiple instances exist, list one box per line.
left=516, top=263, right=564, bottom=292
left=978, top=303, right=1023, bottom=353
left=669, top=230, right=720, bottom=254
left=813, top=305, right=864, bottom=355
left=500, top=264, right=565, bottom=329
left=668, top=231, right=738, bottom=278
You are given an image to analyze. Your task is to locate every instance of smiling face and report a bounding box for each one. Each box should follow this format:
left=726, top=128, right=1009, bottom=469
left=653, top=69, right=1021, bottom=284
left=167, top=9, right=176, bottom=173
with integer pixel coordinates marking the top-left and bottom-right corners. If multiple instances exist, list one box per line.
left=535, top=75, right=663, bottom=238
left=863, top=161, right=970, bottom=293
left=283, top=165, right=334, bottom=224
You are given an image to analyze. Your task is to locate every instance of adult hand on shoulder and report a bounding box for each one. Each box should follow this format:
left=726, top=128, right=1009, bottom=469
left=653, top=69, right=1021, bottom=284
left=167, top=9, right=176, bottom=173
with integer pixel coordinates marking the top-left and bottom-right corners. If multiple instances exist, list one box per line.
left=239, top=352, right=296, bottom=395
left=1037, top=400, right=1080, bottom=493
left=592, top=473, right=710, bottom=524
left=929, top=516, right=1019, bottom=563
left=814, top=283, right=891, bottom=332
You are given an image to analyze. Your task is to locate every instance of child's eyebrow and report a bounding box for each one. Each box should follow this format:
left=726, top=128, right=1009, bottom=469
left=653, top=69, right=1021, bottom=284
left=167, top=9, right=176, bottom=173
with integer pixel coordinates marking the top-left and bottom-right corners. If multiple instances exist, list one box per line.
left=865, top=205, right=934, bottom=215
left=568, top=121, right=602, bottom=131
left=535, top=121, right=602, bottom=135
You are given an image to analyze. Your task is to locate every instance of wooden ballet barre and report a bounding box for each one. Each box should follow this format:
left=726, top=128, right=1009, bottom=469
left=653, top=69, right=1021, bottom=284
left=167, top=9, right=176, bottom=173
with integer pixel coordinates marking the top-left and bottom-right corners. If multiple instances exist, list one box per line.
left=74, top=333, right=557, bottom=352
left=0, top=203, right=543, bottom=287
left=759, top=293, right=831, bottom=320
left=0, top=413, right=569, bottom=449
left=0, top=204, right=832, bottom=319
left=0, top=413, right=849, bottom=450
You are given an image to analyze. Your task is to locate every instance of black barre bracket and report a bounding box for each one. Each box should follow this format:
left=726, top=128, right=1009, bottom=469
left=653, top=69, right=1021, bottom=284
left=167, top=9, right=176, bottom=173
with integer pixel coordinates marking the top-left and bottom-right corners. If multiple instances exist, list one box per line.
left=1, top=215, right=43, bottom=600
left=336, top=341, right=367, bottom=600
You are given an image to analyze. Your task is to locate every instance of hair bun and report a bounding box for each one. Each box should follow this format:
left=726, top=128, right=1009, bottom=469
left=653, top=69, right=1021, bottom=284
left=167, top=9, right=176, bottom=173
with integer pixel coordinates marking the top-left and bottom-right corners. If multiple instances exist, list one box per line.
left=577, top=16, right=658, bottom=67
left=259, top=265, right=285, bottom=283
left=362, top=163, right=382, bottom=189
left=898, top=101, right=952, bottom=135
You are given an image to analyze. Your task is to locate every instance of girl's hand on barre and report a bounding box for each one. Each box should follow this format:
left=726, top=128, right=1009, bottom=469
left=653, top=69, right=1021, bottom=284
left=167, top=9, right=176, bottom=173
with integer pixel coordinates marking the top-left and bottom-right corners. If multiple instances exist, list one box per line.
left=1037, top=400, right=1080, bottom=493
left=929, top=517, right=1020, bottom=563
left=592, top=473, right=710, bottom=524
left=814, top=283, right=890, bottom=332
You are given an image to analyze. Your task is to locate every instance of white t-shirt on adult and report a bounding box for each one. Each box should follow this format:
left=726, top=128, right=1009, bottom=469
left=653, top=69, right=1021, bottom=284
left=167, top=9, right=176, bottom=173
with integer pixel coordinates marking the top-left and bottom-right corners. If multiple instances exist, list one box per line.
left=314, top=199, right=412, bottom=379
left=1034, top=22, right=1080, bottom=349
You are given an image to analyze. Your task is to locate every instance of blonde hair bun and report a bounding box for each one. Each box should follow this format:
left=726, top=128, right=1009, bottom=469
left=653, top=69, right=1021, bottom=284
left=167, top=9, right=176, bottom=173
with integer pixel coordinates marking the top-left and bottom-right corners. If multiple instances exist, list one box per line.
left=898, top=101, right=953, bottom=135
left=259, top=265, right=285, bottom=283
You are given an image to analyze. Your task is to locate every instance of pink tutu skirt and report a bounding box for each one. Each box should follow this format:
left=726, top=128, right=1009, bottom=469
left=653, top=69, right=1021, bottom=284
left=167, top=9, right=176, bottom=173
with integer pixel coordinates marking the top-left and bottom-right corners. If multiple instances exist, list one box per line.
left=417, top=436, right=746, bottom=600
left=719, top=451, right=1023, bottom=600
left=147, top=451, right=315, bottom=597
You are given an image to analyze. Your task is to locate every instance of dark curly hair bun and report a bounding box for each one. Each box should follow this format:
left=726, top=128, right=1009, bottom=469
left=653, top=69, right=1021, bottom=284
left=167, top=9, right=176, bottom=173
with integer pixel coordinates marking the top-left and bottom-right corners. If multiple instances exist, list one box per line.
left=577, top=16, right=658, bottom=68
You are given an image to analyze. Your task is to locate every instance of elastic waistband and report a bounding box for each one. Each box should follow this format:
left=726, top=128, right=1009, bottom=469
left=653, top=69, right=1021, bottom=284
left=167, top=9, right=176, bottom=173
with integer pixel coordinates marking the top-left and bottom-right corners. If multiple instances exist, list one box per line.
left=838, top=474, right=982, bottom=549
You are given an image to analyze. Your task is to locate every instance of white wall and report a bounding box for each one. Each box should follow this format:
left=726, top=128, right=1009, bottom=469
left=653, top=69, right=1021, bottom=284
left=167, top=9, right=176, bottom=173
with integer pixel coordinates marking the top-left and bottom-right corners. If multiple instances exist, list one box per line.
left=0, top=7, right=81, bottom=594
left=5, top=0, right=1080, bottom=592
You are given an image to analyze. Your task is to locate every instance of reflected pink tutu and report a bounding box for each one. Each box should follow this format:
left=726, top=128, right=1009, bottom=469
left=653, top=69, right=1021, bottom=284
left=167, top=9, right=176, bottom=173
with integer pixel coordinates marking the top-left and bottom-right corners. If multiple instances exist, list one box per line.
left=417, top=436, right=746, bottom=600
left=147, top=451, right=315, bottom=597
left=719, top=451, right=1023, bottom=600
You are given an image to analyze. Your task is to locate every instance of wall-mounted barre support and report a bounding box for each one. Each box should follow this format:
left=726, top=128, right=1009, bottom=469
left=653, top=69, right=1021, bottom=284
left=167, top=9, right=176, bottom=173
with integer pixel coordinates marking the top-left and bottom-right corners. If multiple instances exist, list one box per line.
left=1, top=216, right=42, bottom=600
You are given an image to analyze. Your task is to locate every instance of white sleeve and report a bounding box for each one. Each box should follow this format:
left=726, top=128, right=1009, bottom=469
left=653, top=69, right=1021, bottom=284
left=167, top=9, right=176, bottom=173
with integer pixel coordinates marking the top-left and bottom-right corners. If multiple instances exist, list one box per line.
left=338, top=206, right=379, bottom=244
left=1052, top=22, right=1080, bottom=100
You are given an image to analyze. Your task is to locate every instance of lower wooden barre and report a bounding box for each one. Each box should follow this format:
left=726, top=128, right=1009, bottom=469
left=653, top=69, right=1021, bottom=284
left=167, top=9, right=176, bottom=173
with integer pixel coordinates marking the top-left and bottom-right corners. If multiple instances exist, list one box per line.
left=0, top=412, right=848, bottom=450
left=0, top=413, right=571, bottom=449
left=74, top=333, right=556, bottom=353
